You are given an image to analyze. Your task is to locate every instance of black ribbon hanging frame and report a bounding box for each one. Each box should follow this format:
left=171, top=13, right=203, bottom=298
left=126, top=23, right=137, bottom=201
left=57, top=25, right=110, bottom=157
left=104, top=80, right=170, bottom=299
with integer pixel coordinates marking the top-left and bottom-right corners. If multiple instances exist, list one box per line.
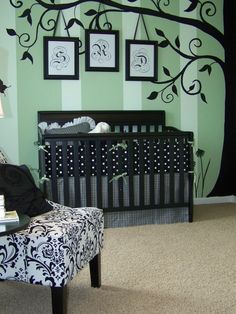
left=133, top=13, right=150, bottom=40
left=95, top=2, right=111, bottom=30
left=53, top=10, right=71, bottom=37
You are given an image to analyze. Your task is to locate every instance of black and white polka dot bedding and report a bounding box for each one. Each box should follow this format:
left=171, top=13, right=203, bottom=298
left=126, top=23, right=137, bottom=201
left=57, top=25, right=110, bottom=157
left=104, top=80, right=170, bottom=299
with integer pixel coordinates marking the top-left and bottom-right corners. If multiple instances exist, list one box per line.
left=44, top=138, right=191, bottom=179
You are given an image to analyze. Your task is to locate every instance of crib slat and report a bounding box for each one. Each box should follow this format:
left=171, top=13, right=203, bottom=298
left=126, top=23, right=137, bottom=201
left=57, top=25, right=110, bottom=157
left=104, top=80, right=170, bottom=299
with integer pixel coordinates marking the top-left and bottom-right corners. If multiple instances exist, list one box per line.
left=139, top=139, right=145, bottom=208
left=159, top=137, right=165, bottom=206
left=96, top=140, right=102, bottom=209
left=128, top=139, right=134, bottom=209
left=117, top=142, right=124, bottom=209
left=178, top=137, right=185, bottom=204
left=169, top=137, right=175, bottom=204
left=188, top=137, right=194, bottom=222
left=85, top=140, right=91, bottom=206
left=62, top=141, right=69, bottom=205
left=73, top=140, right=81, bottom=207
left=50, top=141, right=59, bottom=204
left=107, top=140, right=113, bottom=209
left=149, top=138, right=155, bottom=207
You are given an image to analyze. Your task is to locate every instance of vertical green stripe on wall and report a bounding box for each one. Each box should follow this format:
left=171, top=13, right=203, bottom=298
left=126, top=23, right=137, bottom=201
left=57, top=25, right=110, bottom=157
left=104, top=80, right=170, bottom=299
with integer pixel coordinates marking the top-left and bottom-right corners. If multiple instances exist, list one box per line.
left=0, top=3, right=19, bottom=164
left=60, top=0, right=82, bottom=110
left=142, top=1, right=181, bottom=125
left=80, top=2, right=123, bottom=110
left=122, top=0, right=142, bottom=110
left=16, top=19, right=61, bottom=169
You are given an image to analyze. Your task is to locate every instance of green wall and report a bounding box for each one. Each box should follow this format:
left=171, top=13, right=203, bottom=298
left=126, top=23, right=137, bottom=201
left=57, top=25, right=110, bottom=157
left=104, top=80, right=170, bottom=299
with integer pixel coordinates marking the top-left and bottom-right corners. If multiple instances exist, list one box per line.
left=0, top=0, right=225, bottom=197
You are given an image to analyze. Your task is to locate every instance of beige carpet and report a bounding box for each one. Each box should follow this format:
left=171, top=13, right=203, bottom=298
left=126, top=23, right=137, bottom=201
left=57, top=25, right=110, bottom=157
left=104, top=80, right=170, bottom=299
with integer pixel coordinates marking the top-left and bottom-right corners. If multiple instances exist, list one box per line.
left=1, top=203, right=236, bottom=314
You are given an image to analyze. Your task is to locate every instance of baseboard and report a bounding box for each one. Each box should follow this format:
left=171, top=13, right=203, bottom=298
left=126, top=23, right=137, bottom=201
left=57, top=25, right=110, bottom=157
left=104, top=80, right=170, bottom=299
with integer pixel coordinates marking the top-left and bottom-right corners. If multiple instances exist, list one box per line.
left=194, top=195, right=236, bottom=205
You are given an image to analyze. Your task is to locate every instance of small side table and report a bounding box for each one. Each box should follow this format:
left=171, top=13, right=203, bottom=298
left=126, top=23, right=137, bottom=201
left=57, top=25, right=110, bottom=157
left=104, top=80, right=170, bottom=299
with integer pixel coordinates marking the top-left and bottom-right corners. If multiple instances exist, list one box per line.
left=0, top=214, right=31, bottom=237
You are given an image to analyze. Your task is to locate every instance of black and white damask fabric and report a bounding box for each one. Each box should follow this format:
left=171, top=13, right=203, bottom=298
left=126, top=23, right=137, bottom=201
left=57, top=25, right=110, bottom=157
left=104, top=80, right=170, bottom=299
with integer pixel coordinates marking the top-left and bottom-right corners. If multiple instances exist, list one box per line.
left=0, top=201, right=104, bottom=287
left=0, top=150, right=8, bottom=164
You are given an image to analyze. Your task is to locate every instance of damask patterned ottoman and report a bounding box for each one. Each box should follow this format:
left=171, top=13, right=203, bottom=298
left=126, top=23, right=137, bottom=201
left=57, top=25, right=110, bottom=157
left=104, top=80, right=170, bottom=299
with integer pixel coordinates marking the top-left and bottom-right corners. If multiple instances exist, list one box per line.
left=0, top=201, right=104, bottom=313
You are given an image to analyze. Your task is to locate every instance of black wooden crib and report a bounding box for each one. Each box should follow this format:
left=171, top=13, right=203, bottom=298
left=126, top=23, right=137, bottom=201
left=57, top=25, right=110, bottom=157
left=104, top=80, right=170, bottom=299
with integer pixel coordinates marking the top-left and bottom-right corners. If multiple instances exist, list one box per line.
left=38, top=110, right=194, bottom=227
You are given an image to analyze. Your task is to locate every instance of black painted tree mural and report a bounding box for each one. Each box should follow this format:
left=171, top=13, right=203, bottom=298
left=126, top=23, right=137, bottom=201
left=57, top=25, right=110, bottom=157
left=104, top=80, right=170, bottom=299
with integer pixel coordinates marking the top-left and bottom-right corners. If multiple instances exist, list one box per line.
left=7, top=0, right=236, bottom=196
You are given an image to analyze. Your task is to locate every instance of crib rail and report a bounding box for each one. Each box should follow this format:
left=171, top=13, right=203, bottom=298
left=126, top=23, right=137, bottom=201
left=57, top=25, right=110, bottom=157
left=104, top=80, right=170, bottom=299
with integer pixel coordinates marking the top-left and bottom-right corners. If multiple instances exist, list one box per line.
left=39, top=131, right=194, bottom=222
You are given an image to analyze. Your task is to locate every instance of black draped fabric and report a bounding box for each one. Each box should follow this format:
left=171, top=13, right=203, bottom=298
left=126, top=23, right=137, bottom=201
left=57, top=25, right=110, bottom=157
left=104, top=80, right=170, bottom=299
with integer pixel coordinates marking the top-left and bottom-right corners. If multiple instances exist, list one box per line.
left=0, top=164, right=52, bottom=217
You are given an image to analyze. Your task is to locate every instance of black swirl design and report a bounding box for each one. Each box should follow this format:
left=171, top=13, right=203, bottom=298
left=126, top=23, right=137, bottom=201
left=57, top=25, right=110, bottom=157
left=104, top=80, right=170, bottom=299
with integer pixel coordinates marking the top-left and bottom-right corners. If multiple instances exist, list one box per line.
left=50, top=46, right=70, bottom=71
left=91, top=39, right=112, bottom=64
left=131, top=48, right=150, bottom=73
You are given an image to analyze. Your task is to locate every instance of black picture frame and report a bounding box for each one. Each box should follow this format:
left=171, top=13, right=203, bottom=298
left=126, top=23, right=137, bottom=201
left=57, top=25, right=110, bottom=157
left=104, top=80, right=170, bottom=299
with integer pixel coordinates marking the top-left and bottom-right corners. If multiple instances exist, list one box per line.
left=125, top=40, right=158, bottom=81
left=85, top=30, right=119, bottom=72
left=43, top=36, right=79, bottom=80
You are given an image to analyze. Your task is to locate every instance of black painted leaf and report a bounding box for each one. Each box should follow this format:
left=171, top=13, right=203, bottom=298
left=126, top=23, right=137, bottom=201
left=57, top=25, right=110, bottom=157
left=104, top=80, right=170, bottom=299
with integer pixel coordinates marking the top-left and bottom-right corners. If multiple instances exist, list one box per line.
left=184, top=0, right=198, bottom=12
left=0, top=80, right=8, bottom=94
left=163, top=67, right=171, bottom=77
left=159, top=40, right=169, bottom=48
left=127, top=0, right=138, bottom=2
left=85, top=9, right=97, bottom=16
left=189, top=84, right=195, bottom=91
left=196, top=148, right=205, bottom=157
left=19, top=8, right=31, bottom=18
left=65, top=18, right=75, bottom=30
left=65, top=18, right=84, bottom=30
left=200, top=93, right=207, bottom=103
left=27, top=13, right=32, bottom=25
left=147, top=91, right=158, bottom=100
left=175, top=36, right=180, bottom=48
left=199, top=65, right=208, bottom=72
left=21, top=51, right=33, bottom=64
left=155, top=28, right=165, bottom=37
left=6, top=28, right=17, bottom=36
left=199, top=64, right=212, bottom=75
left=19, top=9, right=32, bottom=25
left=172, top=84, right=178, bottom=96
left=75, top=19, right=84, bottom=29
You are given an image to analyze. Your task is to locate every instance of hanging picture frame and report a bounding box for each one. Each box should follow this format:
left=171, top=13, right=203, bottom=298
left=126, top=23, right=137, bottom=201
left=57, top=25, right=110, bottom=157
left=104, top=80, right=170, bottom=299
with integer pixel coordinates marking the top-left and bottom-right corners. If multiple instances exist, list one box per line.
left=125, top=40, right=158, bottom=81
left=85, top=30, right=119, bottom=72
left=44, top=36, right=79, bottom=80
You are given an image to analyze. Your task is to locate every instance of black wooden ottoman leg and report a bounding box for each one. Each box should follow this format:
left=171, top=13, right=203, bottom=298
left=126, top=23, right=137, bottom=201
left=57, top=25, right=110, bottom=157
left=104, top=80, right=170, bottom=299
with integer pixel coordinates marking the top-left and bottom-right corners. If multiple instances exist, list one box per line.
left=89, top=253, right=101, bottom=287
left=51, top=286, right=67, bottom=314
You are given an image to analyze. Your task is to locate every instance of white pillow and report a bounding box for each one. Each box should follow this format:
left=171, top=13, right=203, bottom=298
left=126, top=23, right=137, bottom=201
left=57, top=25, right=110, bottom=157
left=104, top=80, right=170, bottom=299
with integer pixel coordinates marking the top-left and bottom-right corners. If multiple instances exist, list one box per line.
left=89, top=122, right=110, bottom=133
